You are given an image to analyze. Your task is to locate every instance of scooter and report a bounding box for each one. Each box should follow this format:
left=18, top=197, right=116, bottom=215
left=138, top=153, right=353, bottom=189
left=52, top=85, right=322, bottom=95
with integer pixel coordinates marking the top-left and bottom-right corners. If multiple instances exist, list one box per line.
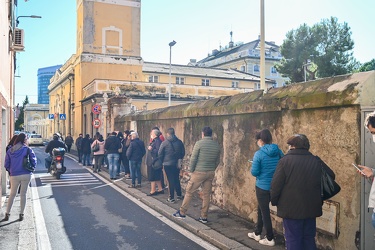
left=49, top=147, right=66, bottom=179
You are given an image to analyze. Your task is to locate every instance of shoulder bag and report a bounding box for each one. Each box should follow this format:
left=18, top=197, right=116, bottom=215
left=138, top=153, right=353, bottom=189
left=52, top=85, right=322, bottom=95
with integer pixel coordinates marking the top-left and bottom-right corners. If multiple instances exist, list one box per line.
left=318, top=156, right=341, bottom=200
left=92, top=141, right=100, bottom=152
left=23, top=147, right=35, bottom=172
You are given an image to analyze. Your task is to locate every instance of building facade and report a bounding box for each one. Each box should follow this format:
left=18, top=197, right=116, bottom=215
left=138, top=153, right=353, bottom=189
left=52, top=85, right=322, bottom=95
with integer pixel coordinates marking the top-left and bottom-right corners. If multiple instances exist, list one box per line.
left=193, top=35, right=289, bottom=87
left=37, top=65, right=62, bottom=104
left=48, top=0, right=274, bottom=141
left=0, top=0, right=17, bottom=198
left=23, top=104, right=49, bottom=139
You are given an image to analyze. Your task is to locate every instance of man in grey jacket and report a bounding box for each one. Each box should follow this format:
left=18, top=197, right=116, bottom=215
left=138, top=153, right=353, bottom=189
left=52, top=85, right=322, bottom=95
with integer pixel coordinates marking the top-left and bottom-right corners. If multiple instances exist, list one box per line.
left=172, top=126, right=220, bottom=224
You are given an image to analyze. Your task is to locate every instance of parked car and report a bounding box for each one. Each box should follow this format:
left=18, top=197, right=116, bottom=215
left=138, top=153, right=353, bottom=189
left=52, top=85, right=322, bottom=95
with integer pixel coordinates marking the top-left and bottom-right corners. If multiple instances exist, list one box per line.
left=28, top=134, right=44, bottom=146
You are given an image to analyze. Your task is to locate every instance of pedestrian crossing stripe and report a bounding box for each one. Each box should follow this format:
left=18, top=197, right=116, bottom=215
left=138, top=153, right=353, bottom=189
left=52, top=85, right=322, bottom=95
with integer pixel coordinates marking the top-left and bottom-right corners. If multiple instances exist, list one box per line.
left=38, top=173, right=101, bottom=187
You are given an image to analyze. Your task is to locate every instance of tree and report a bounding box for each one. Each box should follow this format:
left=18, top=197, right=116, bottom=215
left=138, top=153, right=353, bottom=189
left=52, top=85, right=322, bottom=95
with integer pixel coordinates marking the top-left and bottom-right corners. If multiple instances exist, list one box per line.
left=15, top=96, right=29, bottom=131
left=358, top=59, right=375, bottom=72
left=276, top=17, right=357, bottom=83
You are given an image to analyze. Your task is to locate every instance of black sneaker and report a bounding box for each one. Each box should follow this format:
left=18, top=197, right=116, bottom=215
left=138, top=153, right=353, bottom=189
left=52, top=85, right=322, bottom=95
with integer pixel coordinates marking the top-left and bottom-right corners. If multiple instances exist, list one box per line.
left=172, top=210, right=186, bottom=219
left=198, top=217, right=208, bottom=224
left=176, top=195, right=184, bottom=201
left=166, top=198, right=175, bottom=203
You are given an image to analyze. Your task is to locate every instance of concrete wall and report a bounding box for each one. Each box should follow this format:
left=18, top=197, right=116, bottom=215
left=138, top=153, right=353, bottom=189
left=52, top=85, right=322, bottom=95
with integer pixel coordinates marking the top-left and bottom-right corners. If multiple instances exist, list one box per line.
left=115, top=71, right=375, bottom=249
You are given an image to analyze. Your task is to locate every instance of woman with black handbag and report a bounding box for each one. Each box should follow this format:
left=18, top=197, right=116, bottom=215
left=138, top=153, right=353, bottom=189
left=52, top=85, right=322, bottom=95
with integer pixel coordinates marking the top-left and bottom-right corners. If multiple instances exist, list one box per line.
left=2, top=133, right=36, bottom=222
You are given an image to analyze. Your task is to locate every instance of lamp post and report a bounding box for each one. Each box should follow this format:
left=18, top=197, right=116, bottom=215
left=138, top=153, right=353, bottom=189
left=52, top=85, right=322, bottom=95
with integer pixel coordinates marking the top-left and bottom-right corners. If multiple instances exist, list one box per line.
left=168, top=40, right=176, bottom=106
left=16, top=15, right=42, bottom=27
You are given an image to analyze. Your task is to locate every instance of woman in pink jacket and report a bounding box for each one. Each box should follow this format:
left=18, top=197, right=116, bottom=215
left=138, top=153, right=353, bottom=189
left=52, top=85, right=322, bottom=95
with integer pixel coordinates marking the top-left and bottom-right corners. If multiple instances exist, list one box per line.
left=91, top=134, right=105, bottom=173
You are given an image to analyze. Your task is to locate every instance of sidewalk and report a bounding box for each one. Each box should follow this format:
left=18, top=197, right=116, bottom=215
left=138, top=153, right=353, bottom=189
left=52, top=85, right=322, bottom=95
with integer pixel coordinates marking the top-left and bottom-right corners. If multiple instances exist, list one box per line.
left=70, top=150, right=286, bottom=250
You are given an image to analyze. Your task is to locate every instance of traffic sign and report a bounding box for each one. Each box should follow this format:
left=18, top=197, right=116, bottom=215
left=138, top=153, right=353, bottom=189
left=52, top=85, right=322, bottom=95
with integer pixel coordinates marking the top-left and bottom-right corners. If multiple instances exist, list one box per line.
left=92, top=104, right=101, bottom=114
left=48, top=114, right=54, bottom=119
left=92, top=118, right=101, bottom=128
left=59, top=114, right=66, bottom=120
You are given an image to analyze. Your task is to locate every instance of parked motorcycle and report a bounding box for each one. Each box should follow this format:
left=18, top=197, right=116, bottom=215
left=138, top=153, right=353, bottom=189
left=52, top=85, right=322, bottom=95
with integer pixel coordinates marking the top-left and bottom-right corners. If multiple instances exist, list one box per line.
left=49, top=147, right=66, bottom=179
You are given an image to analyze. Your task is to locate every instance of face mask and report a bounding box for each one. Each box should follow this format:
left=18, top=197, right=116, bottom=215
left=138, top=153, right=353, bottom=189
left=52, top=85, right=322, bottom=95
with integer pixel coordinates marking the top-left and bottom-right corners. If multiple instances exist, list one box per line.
left=257, top=141, right=262, bottom=148
left=372, top=135, right=375, bottom=143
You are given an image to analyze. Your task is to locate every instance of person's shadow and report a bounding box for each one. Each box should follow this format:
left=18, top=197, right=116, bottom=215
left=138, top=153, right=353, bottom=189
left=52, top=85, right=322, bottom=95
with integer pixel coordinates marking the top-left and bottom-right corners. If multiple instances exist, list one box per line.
left=0, top=219, right=20, bottom=227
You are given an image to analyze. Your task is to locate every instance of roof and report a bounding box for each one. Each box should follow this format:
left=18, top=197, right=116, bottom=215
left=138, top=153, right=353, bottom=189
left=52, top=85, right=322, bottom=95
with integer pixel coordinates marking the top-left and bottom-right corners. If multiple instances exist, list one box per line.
left=143, top=61, right=274, bottom=83
left=197, top=39, right=281, bottom=65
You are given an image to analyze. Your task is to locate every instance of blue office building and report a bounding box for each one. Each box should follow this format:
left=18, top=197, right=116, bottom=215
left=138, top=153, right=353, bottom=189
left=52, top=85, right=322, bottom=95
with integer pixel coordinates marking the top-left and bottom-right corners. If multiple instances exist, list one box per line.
left=37, top=65, right=62, bottom=104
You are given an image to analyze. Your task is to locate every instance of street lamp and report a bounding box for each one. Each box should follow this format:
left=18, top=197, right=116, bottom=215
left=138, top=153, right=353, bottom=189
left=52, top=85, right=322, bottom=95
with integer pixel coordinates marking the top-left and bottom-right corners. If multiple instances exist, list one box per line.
left=303, top=59, right=312, bottom=82
left=16, top=15, right=42, bottom=27
left=168, top=40, right=176, bottom=106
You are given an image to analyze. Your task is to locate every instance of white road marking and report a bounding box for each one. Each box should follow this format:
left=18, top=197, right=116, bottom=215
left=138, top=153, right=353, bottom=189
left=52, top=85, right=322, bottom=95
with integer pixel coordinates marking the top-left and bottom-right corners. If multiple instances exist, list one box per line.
left=30, top=176, right=52, bottom=250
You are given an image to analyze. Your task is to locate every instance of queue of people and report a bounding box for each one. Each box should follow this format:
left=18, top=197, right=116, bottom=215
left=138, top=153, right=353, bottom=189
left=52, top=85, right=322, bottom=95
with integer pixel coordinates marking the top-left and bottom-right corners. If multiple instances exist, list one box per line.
left=3, top=125, right=347, bottom=250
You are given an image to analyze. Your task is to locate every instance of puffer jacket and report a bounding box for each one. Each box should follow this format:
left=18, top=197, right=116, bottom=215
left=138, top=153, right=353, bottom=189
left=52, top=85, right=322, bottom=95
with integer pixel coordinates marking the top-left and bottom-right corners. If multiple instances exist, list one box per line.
left=158, top=135, right=185, bottom=166
left=270, top=148, right=335, bottom=219
left=126, top=138, right=146, bottom=162
left=251, top=144, right=284, bottom=190
left=189, top=136, right=220, bottom=172
left=91, top=139, right=105, bottom=155
left=5, top=142, right=37, bottom=176
left=104, top=135, right=121, bottom=154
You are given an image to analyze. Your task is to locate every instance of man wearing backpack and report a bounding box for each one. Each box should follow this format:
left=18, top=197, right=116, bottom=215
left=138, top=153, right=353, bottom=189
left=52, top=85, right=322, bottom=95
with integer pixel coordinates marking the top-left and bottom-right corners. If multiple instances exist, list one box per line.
left=158, top=128, right=185, bottom=203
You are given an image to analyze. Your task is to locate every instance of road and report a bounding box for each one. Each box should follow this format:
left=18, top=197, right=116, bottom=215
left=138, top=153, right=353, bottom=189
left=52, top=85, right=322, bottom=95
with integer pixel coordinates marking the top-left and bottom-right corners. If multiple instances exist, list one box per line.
left=31, top=147, right=218, bottom=250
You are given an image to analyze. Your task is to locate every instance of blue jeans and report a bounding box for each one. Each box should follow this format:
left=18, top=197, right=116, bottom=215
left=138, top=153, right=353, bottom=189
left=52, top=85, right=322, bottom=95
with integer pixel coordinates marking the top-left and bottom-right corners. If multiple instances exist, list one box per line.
left=283, top=218, right=317, bottom=250
left=82, top=153, right=91, bottom=166
left=372, top=212, right=375, bottom=229
left=107, top=153, right=120, bottom=179
left=129, top=160, right=142, bottom=185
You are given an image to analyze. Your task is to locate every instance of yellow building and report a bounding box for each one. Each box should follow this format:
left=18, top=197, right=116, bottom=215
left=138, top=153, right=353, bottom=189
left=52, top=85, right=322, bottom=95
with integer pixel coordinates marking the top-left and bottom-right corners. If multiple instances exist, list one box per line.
left=49, top=0, right=274, bottom=140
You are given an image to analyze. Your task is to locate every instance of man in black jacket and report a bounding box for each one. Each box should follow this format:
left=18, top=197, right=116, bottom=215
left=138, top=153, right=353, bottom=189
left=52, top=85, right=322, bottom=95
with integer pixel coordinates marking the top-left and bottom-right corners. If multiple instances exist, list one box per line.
left=158, top=128, right=185, bottom=203
left=126, top=132, right=146, bottom=187
left=105, top=131, right=122, bottom=180
left=270, top=134, right=336, bottom=250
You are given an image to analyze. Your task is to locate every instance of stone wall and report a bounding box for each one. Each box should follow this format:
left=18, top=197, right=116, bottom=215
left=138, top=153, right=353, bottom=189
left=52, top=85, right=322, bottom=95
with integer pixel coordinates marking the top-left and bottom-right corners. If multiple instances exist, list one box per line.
left=115, top=71, right=375, bottom=249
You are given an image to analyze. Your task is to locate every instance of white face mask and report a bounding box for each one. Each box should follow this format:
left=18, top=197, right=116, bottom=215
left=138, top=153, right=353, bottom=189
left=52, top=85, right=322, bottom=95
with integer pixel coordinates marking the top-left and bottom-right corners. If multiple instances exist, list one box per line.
left=372, top=135, right=375, bottom=143
left=257, top=140, right=262, bottom=148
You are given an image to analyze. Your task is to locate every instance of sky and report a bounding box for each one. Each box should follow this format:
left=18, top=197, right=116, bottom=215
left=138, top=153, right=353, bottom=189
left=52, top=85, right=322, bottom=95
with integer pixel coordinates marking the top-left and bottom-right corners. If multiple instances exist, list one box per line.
left=14, top=0, right=375, bottom=105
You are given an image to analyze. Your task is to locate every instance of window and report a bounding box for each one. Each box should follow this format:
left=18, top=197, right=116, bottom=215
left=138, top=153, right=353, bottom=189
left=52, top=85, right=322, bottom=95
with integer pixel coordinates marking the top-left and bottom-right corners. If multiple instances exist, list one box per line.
left=148, top=75, right=158, bottom=83
left=232, top=81, right=239, bottom=88
left=254, top=64, right=260, bottom=73
left=202, top=79, right=210, bottom=86
left=255, top=83, right=261, bottom=90
left=271, top=67, right=277, bottom=74
left=176, top=77, right=185, bottom=85
left=240, top=65, right=245, bottom=72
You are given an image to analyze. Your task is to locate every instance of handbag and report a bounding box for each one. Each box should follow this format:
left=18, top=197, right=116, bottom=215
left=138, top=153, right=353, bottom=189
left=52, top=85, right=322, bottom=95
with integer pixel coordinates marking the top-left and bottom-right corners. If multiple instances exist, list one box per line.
left=151, top=157, right=163, bottom=170
left=321, top=166, right=341, bottom=200
left=92, top=141, right=100, bottom=152
left=23, top=147, right=35, bottom=172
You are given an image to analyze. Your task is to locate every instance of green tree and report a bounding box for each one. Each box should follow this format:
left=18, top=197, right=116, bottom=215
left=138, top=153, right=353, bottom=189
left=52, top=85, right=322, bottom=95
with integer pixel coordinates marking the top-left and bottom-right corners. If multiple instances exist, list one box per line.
left=358, top=59, right=375, bottom=72
left=15, top=96, right=29, bottom=131
left=276, top=17, right=357, bottom=83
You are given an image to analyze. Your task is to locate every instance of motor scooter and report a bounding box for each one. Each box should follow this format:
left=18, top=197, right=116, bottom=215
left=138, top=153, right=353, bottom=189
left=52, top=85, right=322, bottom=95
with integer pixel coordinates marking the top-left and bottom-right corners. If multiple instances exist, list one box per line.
left=49, top=147, right=66, bottom=179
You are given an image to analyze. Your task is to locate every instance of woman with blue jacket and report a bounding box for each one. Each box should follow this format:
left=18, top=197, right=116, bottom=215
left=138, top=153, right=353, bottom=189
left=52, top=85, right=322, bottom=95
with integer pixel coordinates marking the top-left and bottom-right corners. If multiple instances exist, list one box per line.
left=248, top=129, right=283, bottom=247
left=3, top=133, right=36, bottom=222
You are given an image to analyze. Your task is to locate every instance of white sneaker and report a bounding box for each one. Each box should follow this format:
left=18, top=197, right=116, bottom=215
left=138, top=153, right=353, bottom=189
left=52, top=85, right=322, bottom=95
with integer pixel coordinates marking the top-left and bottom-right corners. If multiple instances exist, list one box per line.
left=259, top=237, right=275, bottom=246
left=247, top=232, right=261, bottom=241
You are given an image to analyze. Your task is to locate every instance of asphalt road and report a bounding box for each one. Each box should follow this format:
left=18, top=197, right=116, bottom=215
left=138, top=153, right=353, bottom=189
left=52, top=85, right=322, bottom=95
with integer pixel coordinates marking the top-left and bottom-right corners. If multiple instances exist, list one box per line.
left=31, top=147, right=217, bottom=250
